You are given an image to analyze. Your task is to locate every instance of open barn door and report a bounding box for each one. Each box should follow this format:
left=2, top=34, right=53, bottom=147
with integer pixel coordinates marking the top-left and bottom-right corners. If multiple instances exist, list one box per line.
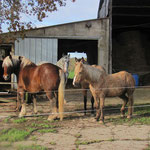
left=15, top=38, right=58, bottom=64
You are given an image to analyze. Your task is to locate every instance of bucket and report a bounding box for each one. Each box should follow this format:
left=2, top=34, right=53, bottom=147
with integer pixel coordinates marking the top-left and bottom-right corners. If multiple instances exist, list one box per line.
left=132, top=74, right=139, bottom=87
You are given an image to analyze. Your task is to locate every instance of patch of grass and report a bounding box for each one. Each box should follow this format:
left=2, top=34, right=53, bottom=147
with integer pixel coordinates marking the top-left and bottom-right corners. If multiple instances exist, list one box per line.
left=108, top=138, right=115, bottom=142
left=75, top=133, right=82, bottom=138
left=107, top=116, right=150, bottom=125
left=134, top=106, right=150, bottom=115
left=3, top=117, right=11, bottom=123
left=17, top=144, right=48, bottom=150
left=0, top=128, right=31, bottom=142
left=49, top=141, right=56, bottom=145
left=75, top=139, right=103, bottom=145
left=144, top=144, right=150, bottom=150
left=31, top=136, right=38, bottom=141
left=0, top=142, right=12, bottom=148
left=38, top=128, right=57, bottom=133
left=68, top=71, right=74, bottom=79
left=26, top=127, right=37, bottom=133
left=31, top=123, right=57, bottom=128
left=13, top=118, right=27, bottom=123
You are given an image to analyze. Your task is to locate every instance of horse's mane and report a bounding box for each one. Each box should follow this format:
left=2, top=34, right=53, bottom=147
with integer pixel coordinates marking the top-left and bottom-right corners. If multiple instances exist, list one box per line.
left=3, top=55, right=34, bottom=68
left=83, top=64, right=104, bottom=82
left=37, top=59, right=64, bottom=69
left=56, top=55, right=69, bottom=70
left=37, top=55, right=70, bottom=70
left=21, top=56, right=35, bottom=68
left=37, top=61, right=48, bottom=66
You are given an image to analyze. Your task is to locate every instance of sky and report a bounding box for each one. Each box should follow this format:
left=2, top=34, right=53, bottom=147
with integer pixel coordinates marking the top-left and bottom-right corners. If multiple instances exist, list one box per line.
left=27, top=0, right=100, bottom=28
left=68, top=52, right=87, bottom=58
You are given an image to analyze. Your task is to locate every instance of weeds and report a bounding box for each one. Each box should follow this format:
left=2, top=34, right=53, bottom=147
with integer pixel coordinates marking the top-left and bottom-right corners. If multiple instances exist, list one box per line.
left=31, top=123, right=57, bottom=128
left=0, top=128, right=30, bottom=142
left=49, top=141, right=56, bottom=145
left=38, top=128, right=57, bottom=133
left=13, top=118, right=27, bottom=124
left=17, top=144, right=48, bottom=150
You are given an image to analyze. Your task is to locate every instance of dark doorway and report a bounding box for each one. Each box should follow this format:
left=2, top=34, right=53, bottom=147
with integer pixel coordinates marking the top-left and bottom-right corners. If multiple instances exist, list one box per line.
left=58, top=39, right=98, bottom=65
left=0, top=45, right=11, bottom=91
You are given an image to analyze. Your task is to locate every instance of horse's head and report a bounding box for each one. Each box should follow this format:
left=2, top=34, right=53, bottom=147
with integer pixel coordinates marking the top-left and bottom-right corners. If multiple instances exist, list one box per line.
left=2, top=55, right=22, bottom=80
left=63, top=54, right=70, bottom=73
left=73, top=61, right=85, bottom=87
left=57, top=54, right=70, bottom=84
left=75, top=57, right=87, bottom=65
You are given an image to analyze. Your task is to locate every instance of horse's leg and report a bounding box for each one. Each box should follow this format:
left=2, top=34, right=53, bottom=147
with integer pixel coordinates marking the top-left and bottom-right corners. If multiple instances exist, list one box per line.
left=119, top=94, right=128, bottom=117
left=46, top=91, right=58, bottom=121
left=32, top=94, right=38, bottom=114
left=18, top=90, right=26, bottom=117
left=90, top=96, right=94, bottom=115
left=15, top=92, right=21, bottom=111
left=95, top=97, right=100, bottom=121
left=82, top=89, right=87, bottom=115
left=127, top=94, right=134, bottom=119
left=15, top=88, right=22, bottom=111
left=99, top=97, right=105, bottom=123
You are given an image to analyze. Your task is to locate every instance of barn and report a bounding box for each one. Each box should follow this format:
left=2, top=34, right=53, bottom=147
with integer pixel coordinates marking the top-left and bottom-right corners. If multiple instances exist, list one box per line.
left=0, top=18, right=110, bottom=90
left=0, top=0, right=150, bottom=90
left=98, top=0, right=150, bottom=85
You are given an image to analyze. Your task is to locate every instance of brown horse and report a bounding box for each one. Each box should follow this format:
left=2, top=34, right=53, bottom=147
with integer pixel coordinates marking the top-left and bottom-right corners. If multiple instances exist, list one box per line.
left=74, top=57, right=106, bottom=115
left=73, top=62, right=135, bottom=123
left=2, top=55, right=65, bottom=121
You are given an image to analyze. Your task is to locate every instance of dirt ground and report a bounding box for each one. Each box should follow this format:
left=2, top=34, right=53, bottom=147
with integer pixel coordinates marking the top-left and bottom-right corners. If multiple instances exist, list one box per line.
left=0, top=88, right=150, bottom=150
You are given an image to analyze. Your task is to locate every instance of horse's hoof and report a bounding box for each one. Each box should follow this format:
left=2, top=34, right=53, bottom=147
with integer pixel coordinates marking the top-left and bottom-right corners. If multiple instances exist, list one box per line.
left=99, top=120, right=104, bottom=124
left=15, top=108, right=19, bottom=112
left=19, top=113, right=26, bottom=118
left=127, top=115, right=132, bottom=119
left=121, top=114, right=125, bottom=118
left=47, top=115, right=58, bottom=121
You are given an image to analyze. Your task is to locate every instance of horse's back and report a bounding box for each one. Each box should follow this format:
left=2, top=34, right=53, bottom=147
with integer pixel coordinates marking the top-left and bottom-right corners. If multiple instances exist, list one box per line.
left=117, top=71, right=135, bottom=86
left=107, top=71, right=135, bottom=90
left=92, top=65, right=106, bottom=73
left=38, top=63, right=61, bottom=90
left=101, top=71, right=135, bottom=97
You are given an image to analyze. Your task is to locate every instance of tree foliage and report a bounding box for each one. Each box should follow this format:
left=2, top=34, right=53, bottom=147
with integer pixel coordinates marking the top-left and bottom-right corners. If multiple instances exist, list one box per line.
left=0, top=0, right=75, bottom=33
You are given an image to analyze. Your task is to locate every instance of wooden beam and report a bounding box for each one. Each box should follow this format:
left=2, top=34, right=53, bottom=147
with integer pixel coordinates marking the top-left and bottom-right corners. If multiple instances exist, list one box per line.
left=113, top=6, right=150, bottom=8
left=112, top=14, right=150, bottom=17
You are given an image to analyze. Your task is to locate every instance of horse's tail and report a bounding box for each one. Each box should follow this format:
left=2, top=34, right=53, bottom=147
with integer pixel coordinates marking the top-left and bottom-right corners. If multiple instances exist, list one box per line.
left=58, top=69, right=65, bottom=121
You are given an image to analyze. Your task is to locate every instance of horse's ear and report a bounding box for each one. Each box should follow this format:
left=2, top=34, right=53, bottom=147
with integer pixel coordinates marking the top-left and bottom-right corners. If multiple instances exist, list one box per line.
left=9, top=55, right=12, bottom=59
left=81, top=57, right=85, bottom=62
left=19, top=56, right=23, bottom=61
left=75, top=57, right=78, bottom=62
